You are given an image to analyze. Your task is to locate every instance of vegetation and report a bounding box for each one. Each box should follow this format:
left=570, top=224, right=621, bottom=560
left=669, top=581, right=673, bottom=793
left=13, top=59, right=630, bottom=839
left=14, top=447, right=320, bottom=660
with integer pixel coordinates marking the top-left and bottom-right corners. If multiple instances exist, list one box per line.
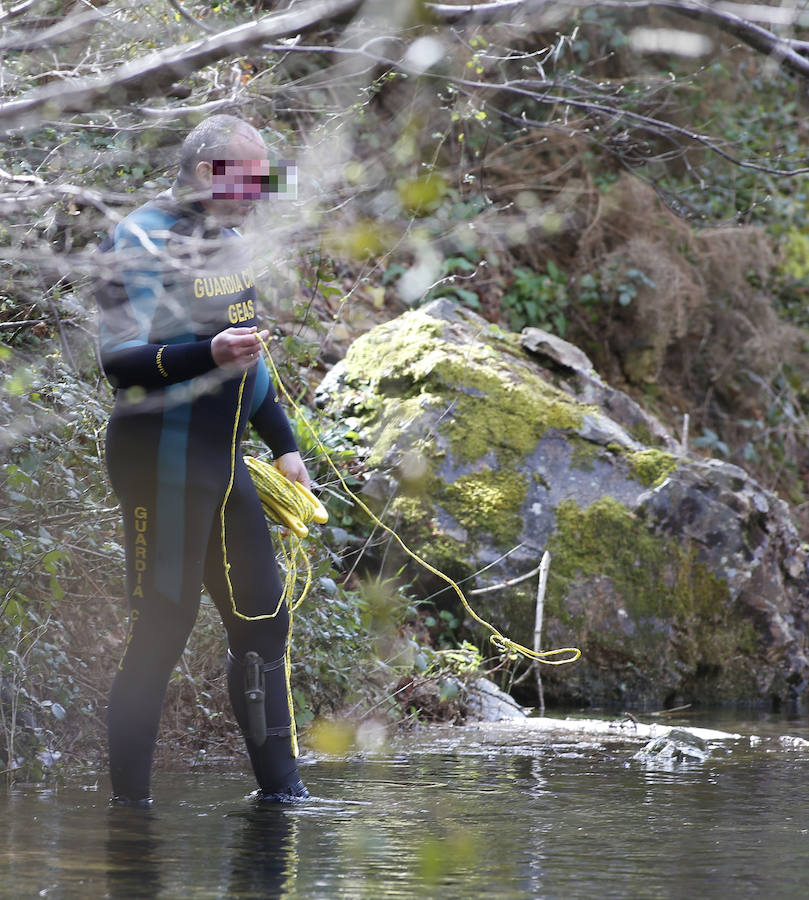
left=4, top=0, right=809, bottom=780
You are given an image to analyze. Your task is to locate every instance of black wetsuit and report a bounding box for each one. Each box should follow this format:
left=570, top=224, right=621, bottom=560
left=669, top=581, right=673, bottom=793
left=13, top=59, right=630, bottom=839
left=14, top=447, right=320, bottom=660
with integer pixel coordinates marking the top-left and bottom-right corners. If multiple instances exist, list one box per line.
left=96, top=189, right=304, bottom=801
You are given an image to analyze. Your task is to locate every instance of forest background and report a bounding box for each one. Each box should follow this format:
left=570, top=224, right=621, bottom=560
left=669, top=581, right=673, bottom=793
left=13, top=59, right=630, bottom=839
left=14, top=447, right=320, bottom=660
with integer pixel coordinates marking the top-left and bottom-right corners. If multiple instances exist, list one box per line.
left=4, top=0, right=809, bottom=783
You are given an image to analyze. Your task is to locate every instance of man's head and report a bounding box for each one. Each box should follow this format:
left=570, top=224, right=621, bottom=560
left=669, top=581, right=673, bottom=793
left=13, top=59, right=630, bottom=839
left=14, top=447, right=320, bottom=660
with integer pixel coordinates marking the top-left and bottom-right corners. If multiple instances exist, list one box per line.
left=177, top=114, right=269, bottom=225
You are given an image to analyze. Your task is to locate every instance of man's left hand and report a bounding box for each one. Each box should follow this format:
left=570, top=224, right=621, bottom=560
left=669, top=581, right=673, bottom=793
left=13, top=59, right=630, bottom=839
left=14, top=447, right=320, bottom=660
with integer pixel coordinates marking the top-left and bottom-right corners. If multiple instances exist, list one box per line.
left=274, top=451, right=311, bottom=489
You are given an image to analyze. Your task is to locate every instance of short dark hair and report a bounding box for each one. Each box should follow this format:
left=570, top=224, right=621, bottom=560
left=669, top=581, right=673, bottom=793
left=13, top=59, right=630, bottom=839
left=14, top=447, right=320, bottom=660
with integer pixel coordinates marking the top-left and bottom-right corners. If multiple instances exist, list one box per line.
left=178, top=115, right=263, bottom=179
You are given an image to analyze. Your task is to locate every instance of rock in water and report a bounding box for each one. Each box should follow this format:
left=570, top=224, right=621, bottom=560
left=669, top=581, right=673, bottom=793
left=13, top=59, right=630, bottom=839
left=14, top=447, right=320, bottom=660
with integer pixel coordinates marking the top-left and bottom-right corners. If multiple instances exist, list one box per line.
left=465, top=677, right=527, bottom=722
left=633, top=728, right=711, bottom=763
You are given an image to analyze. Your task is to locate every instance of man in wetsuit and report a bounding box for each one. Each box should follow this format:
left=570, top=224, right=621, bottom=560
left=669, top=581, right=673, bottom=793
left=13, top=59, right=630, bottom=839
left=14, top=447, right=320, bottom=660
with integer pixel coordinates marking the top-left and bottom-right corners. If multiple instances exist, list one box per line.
left=96, top=115, right=310, bottom=806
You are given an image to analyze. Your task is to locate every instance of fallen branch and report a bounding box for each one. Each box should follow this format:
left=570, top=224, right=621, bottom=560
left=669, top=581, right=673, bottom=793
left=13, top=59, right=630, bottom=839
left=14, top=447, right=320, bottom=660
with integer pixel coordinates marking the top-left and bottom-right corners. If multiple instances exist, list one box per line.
left=0, top=318, right=50, bottom=330
left=468, top=562, right=542, bottom=594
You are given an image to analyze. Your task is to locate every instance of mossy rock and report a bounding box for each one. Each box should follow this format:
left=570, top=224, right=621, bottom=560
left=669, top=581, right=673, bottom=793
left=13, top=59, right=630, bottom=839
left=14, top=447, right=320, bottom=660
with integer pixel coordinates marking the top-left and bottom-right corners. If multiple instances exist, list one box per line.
left=318, top=299, right=809, bottom=708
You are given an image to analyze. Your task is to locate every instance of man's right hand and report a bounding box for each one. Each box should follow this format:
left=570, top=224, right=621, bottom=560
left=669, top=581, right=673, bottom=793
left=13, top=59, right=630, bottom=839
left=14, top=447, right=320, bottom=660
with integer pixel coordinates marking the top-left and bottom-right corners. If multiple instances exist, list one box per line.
left=211, top=326, right=269, bottom=371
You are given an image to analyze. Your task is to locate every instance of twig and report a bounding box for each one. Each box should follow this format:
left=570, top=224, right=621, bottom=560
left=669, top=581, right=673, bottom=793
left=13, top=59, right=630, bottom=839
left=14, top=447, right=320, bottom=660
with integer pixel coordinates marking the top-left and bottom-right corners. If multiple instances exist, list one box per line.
left=0, top=0, right=362, bottom=131
left=680, top=412, right=689, bottom=456
left=0, top=318, right=49, bottom=330
left=468, top=561, right=541, bottom=595
left=649, top=703, right=692, bottom=717
left=0, top=0, right=39, bottom=24
left=533, top=550, right=550, bottom=713
left=0, top=8, right=107, bottom=52
left=39, top=274, right=77, bottom=372
left=166, top=0, right=218, bottom=34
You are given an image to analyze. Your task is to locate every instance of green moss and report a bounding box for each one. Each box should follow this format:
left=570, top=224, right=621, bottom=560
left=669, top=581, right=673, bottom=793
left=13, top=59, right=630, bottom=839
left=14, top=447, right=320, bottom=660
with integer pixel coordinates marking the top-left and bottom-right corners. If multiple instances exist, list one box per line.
left=548, top=496, right=717, bottom=617
left=441, top=466, right=527, bottom=545
left=389, top=491, right=472, bottom=584
left=545, top=497, right=755, bottom=674
left=340, top=307, right=598, bottom=469
left=569, top=438, right=601, bottom=470
left=627, top=448, right=679, bottom=487
left=547, top=497, right=660, bottom=620
left=364, top=396, right=427, bottom=467
left=341, top=312, right=445, bottom=390
left=440, top=363, right=587, bottom=465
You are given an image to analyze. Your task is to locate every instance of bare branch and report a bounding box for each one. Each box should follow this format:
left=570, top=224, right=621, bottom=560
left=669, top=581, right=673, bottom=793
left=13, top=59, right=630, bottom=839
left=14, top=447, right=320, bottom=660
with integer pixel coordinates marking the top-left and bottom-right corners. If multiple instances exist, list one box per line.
left=447, top=75, right=809, bottom=176
left=424, top=0, right=536, bottom=21
left=0, top=0, right=362, bottom=132
left=601, top=0, right=809, bottom=78
left=0, top=0, right=40, bottom=24
left=166, top=0, right=218, bottom=35
left=0, top=8, right=108, bottom=52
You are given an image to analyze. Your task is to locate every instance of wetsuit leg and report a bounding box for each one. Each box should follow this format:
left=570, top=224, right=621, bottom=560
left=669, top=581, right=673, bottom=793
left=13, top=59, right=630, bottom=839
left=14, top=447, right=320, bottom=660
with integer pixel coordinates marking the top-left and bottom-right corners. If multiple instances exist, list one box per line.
left=203, top=458, right=305, bottom=797
left=105, top=410, right=222, bottom=801
left=107, top=495, right=212, bottom=801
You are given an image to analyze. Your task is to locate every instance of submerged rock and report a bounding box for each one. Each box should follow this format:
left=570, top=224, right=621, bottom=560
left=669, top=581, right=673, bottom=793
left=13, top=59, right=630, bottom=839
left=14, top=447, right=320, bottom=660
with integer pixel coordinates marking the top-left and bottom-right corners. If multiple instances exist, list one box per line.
left=317, top=299, right=809, bottom=708
left=632, top=728, right=711, bottom=764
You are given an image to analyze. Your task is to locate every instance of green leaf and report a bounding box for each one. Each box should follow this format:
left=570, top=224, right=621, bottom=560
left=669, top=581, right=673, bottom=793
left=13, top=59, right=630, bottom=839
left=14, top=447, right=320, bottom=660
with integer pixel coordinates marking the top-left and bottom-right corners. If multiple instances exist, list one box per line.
left=453, top=288, right=480, bottom=307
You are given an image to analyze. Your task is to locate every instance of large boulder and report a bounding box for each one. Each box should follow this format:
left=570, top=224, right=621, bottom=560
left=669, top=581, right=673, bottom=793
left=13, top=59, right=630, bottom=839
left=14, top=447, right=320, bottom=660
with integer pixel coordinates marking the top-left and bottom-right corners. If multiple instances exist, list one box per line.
left=317, top=299, right=809, bottom=708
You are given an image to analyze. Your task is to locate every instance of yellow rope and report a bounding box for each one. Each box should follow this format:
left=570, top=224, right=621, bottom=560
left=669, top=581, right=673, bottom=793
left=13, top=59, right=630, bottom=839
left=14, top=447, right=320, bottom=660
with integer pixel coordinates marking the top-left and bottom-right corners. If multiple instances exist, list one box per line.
left=256, top=336, right=581, bottom=667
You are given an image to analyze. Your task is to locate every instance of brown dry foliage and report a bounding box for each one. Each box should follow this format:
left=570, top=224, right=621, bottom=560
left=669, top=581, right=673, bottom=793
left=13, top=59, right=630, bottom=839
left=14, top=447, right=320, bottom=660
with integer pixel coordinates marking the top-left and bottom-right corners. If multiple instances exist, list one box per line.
left=460, top=137, right=809, bottom=511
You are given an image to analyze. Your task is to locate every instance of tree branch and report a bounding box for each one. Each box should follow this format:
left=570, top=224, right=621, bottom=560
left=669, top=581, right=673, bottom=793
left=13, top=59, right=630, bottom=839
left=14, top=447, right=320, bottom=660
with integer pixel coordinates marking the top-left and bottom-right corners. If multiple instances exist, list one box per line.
left=0, top=0, right=362, bottom=132
left=424, top=0, right=534, bottom=22
left=447, top=74, right=809, bottom=176
left=604, top=0, right=809, bottom=79
left=166, top=0, right=218, bottom=35
left=0, top=8, right=107, bottom=52
left=0, top=0, right=40, bottom=25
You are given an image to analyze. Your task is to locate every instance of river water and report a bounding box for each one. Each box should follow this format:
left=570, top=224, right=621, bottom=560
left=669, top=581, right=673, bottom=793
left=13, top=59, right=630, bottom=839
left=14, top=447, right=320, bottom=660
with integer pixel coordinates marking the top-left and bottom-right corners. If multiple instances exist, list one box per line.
left=2, top=712, right=808, bottom=899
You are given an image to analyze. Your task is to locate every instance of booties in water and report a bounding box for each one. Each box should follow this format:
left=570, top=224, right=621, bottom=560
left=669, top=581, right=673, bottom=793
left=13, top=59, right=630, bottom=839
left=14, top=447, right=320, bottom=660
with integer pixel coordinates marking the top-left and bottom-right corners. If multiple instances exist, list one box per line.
left=254, top=777, right=310, bottom=804
left=109, top=795, right=154, bottom=810
left=228, top=649, right=308, bottom=798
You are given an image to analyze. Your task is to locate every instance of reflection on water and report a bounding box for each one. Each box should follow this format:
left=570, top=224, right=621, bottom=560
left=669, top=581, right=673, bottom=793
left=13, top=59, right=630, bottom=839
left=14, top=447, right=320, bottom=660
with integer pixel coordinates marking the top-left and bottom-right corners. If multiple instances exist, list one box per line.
left=2, top=711, right=809, bottom=899
left=106, top=808, right=161, bottom=899
left=226, top=806, right=297, bottom=899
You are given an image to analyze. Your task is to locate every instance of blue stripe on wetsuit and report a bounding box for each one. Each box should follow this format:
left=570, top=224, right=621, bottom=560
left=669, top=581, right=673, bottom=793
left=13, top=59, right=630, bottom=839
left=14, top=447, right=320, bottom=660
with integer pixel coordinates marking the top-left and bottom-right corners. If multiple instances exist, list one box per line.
left=100, top=206, right=175, bottom=354
left=251, top=357, right=271, bottom=416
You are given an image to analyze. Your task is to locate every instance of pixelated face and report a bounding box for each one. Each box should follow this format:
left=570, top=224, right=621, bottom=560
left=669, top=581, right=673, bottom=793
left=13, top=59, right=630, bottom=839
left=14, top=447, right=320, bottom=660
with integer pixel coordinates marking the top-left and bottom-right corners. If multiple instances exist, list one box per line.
left=211, top=159, right=297, bottom=201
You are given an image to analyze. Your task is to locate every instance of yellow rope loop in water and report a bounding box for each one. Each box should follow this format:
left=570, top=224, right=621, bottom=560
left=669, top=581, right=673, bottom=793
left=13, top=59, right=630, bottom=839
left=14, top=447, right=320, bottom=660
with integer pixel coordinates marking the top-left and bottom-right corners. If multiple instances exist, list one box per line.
left=257, top=336, right=581, bottom=667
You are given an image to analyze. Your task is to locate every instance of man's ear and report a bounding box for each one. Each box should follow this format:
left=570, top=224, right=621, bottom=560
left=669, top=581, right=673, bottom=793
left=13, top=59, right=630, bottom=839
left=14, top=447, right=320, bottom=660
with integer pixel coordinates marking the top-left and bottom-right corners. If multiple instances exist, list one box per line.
left=195, top=160, right=213, bottom=184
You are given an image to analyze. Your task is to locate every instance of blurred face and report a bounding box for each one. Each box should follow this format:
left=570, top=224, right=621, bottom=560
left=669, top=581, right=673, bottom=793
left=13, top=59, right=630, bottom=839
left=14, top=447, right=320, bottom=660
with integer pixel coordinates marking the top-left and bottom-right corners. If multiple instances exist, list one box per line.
left=196, top=130, right=269, bottom=225
left=212, top=158, right=273, bottom=201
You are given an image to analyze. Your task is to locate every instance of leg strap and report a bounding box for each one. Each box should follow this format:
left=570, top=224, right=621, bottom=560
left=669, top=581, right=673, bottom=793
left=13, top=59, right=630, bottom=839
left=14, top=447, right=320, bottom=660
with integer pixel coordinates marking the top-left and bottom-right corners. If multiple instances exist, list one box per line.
left=227, top=649, right=286, bottom=672
left=228, top=649, right=289, bottom=746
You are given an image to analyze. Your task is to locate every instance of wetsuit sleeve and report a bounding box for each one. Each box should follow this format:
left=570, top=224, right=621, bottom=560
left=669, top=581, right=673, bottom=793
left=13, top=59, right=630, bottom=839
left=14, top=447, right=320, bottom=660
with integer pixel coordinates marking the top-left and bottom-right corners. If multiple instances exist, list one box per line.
left=249, top=357, right=299, bottom=458
left=97, top=220, right=217, bottom=389
left=101, top=339, right=216, bottom=390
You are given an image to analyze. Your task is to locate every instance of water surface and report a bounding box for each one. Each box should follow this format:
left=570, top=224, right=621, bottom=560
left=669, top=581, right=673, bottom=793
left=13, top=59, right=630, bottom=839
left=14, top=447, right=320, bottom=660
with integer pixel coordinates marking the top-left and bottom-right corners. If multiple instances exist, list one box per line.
left=2, top=712, right=808, bottom=899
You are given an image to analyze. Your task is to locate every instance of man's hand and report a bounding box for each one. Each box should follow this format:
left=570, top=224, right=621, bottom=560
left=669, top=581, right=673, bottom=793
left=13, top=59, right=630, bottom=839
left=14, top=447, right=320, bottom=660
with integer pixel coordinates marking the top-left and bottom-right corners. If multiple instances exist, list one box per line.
left=211, top=326, right=269, bottom=371
left=274, top=451, right=311, bottom=489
